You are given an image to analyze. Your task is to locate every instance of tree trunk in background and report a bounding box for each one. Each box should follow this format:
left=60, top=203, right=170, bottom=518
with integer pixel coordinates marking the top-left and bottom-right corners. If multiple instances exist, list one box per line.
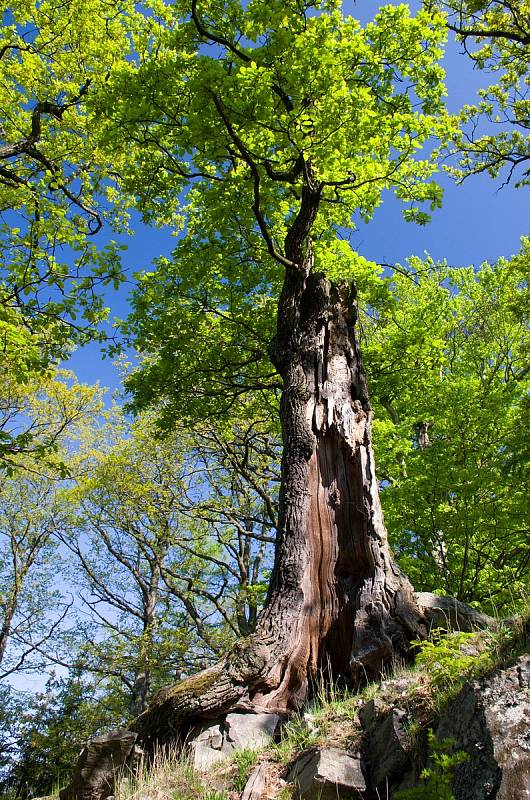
left=129, top=559, right=163, bottom=717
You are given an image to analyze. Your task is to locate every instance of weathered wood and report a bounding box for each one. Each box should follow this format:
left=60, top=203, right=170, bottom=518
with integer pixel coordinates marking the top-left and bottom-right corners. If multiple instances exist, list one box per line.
left=247, top=274, right=426, bottom=710
left=241, top=763, right=270, bottom=800
left=130, top=275, right=427, bottom=740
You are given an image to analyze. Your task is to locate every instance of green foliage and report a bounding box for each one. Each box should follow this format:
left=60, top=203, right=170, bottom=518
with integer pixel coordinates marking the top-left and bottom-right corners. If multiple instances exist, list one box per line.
left=0, top=471, right=65, bottom=677
left=0, top=0, right=151, bottom=376
left=231, top=748, right=259, bottom=792
left=410, top=614, right=530, bottom=710
left=395, top=730, right=469, bottom=800
left=1, top=674, right=117, bottom=799
left=366, top=244, right=529, bottom=609
left=0, top=367, right=104, bottom=474
left=61, top=416, right=220, bottom=709
left=57, top=409, right=275, bottom=714
left=434, top=0, right=530, bottom=185
left=112, top=0, right=454, bottom=425
left=413, top=629, right=492, bottom=689
left=0, top=685, right=24, bottom=790
left=0, top=376, right=99, bottom=682
left=0, top=1, right=527, bottom=789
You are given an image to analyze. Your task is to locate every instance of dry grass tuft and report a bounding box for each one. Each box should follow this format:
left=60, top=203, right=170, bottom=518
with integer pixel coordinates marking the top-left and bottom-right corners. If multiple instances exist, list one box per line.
left=115, top=744, right=229, bottom=800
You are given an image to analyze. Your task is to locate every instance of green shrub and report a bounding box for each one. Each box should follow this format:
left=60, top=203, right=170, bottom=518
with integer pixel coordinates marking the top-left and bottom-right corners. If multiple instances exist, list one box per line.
left=395, top=731, right=469, bottom=800
left=413, top=629, right=493, bottom=688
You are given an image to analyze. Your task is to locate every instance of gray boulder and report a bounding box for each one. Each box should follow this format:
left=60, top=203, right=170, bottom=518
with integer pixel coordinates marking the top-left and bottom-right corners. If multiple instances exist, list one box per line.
left=416, top=592, right=495, bottom=632
left=187, top=721, right=227, bottom=771
left=187, top=712, right=280, bottom=772
left=286, top=747, right=366, bottom=799
left=361, top=705, right=413, bottom=790
left=225, top=711, right=280, bottom=750
left=437, top=656, right=530, bottom=800
left=59, top=729, right=137, bottom=800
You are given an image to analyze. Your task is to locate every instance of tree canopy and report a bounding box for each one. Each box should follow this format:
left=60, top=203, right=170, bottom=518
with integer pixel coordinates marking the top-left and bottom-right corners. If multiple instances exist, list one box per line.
left=437, top=0, right=530, bottom=185
left=101, top=0, right=455, bottom=424
left=0, top=0, right=159, bottom=389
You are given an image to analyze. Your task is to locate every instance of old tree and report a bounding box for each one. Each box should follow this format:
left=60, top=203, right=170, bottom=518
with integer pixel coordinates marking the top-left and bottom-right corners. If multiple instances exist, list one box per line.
left=104, top=0, right=454, bottom=730
left=65, top=0, right=455, bottom=780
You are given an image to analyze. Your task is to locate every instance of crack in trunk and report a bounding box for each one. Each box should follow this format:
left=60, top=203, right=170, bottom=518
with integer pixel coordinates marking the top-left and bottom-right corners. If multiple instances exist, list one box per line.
left=240, top=275, right=427, bottom=710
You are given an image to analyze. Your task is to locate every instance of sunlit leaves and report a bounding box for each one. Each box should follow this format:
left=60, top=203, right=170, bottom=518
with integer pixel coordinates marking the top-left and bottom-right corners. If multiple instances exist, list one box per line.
left=110, top=1, right=454, bottom=423
left=435, top=0, right=530, bottom=185
left=365, top=244, right=530, bottom=609
left=0, top=0, right=156, bottom=377
left=0, top=367, right=104, bottom=475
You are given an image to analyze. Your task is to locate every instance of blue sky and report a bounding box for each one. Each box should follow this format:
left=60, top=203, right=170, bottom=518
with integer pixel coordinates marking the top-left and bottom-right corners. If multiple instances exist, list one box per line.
left=66, top=0, right=529, bottom=394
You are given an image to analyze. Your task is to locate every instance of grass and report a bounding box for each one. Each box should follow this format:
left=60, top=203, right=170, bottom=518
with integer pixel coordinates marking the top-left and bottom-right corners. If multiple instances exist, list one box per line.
left=115, top=745, right=229, bottom=800
left=114, top=741, right=266, bottom=799
left=271, top=671, right=366, bottom=765
left=231, top=748, right=260, bottom=791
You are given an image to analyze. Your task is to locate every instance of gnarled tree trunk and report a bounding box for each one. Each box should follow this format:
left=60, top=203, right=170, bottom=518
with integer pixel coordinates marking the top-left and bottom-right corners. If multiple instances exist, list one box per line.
left=129, top=268, right=426, bottom=749
left=250, top=271, right=426, bottom=710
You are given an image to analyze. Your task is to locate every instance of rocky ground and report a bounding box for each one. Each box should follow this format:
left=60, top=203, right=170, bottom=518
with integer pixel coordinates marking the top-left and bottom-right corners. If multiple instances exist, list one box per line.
left=60, top=600, right=530, bottom=800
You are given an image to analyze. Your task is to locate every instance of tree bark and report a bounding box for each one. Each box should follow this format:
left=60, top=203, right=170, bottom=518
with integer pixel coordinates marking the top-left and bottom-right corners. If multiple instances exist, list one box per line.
left=249, top=270, right=426, bottom=709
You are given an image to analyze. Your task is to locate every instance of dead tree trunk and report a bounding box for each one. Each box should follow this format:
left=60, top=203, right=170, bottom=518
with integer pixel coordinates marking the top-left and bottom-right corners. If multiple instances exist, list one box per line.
left=250, top=272, right=426, bottom=709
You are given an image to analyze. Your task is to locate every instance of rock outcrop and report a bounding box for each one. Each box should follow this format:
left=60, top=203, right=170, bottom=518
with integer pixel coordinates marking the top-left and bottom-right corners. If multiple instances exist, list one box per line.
left=59, top=730, right=138, bottom=800
left=352, top=655, right=530, bottom=799
left=437, top=656, right=530, bottom=800
left=58, top=614, right=528, bottom=800
left=415, top=592, right=496, bottom=632
left=359, top=702, right=415, bottom=792
left=286, top=748, right=366, bottom=799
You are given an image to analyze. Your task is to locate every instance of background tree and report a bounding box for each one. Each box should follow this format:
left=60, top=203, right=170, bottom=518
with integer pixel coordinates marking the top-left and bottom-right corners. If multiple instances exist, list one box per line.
left=177, top=421, right=279, bottom=637
left=0, top=673, right=119, bottom=799
left=0, top=374, right=102, bottom=680
left=0, top=473, right=66, bottom=678
left=0, top=367, right=103, bottom=474
left=0, top=684, right=24, bottom=792
left=364, top=244, right=530, bottom=611
left=60, top=412, right=274, bottom=715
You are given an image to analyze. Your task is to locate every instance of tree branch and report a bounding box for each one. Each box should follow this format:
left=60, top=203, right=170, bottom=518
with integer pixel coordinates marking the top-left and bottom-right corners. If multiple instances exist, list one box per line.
left=211, top=93, right=296, bottom=269
left=190, top=0, right=251, bottom=63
